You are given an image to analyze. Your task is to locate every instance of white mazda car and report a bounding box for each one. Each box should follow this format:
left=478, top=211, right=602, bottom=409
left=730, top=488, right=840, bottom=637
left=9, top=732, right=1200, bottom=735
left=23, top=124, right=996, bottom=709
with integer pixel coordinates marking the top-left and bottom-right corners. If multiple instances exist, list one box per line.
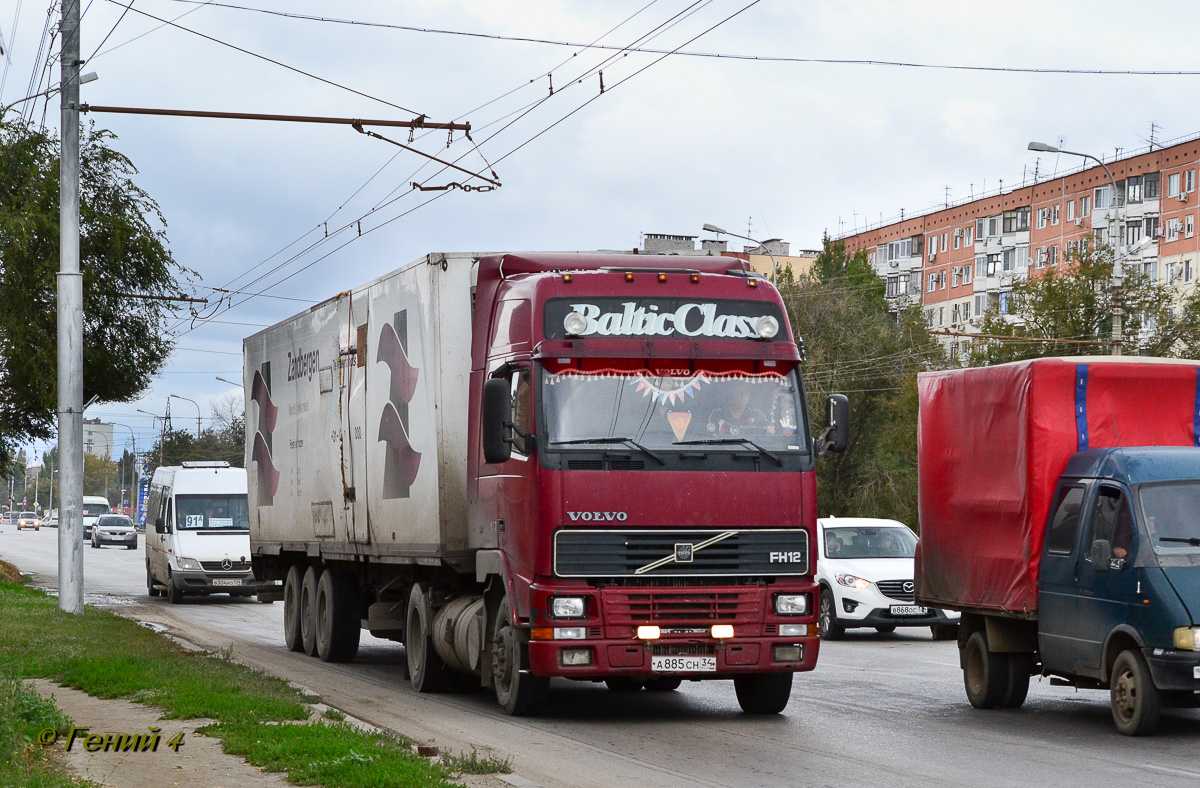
left=815, top=517, right=958, bottom=640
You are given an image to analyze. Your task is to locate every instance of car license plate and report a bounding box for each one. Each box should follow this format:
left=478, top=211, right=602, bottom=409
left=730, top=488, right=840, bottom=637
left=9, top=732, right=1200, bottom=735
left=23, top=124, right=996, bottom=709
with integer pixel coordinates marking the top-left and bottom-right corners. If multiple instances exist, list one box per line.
left=890, top=605, right=927, bottom=616
left=651, top=655, right=716, bottom=673
left=212, top=579, right=242, bottom=587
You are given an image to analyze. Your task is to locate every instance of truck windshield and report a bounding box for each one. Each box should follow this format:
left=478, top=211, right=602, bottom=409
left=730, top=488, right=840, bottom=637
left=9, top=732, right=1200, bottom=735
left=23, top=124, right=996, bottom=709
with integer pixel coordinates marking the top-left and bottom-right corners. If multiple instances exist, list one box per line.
left=1139, top=483, right=1200, bottom=555
left=175, top=494, right=250, bottom=531
left=825, top=527, right=917, bottom=558
left=81, top=503, right=110, bottom=517
left=541, top=367, right=808, bottom=453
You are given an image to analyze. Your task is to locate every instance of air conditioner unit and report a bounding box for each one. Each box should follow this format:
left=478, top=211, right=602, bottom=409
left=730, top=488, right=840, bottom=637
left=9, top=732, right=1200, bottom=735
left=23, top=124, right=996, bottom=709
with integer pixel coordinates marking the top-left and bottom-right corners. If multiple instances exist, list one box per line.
left=928, top=250, right=936, bottom=261
left=1180, top=192, right=1190, bottom=203
left=1155, top=228, right=1166, bottom=238
left=1073, top=218, right=1084, bottom=226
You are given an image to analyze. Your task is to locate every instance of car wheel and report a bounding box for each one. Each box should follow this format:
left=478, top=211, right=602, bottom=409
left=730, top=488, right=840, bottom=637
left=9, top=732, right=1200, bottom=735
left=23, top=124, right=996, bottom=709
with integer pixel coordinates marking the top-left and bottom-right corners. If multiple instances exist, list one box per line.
left=734, top=672, right=793, bottom=714
left=126, top=542, right=136, bottom=550
left=1111, top=649, right=1161, bottom=736
left=166, top=572, right=185, bottom=604
left=875, top=625, right=896, bottom=634
left=147, top=564, right=160, bottom=597
left=962, top=631, right=1005, bottom=709
left=818, top=588, right=845, bottom=640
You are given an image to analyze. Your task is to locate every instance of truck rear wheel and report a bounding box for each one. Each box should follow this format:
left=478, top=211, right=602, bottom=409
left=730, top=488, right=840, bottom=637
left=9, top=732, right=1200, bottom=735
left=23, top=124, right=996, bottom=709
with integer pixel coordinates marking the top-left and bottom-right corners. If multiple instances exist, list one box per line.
left=282, top=564, right=305, bottom=652
left=963, top=631, right=1005, bottom=709
left=300, top=565, right=321, bottom=656
left=492, top=599, right=549, bottom=716
left=315, top=568, right=360, bottom=663
left=734, top=672, right=793, bottom=714
left=818, top=588, right=845, bottom=640
left=1001, top=653, right=1032, bottom=709
left=406, top=582, right=451, bottom=693
left=1111, top=649, right=1161, bottom=736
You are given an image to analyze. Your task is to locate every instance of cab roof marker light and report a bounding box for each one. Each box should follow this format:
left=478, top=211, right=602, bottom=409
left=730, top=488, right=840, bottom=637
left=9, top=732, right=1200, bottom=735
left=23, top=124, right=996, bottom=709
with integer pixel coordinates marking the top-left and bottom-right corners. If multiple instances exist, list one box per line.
left=563, top=273, right=572, bottom=283
left=658, top=273, right=668, bottom=282
left=625, top=272, right=635, bottom=282
left=690, top=273, right=700, bottom=283
left=748, top=278, right=758, bottom=288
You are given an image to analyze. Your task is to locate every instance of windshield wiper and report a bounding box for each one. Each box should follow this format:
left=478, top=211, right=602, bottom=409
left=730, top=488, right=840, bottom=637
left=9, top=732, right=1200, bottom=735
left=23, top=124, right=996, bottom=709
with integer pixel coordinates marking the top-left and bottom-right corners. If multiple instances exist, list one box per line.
left=672, top=438, right=782, bottom=467
left=1159, top=536, right=1200, bottom=546
left=551, top=437, right=665, bottom=465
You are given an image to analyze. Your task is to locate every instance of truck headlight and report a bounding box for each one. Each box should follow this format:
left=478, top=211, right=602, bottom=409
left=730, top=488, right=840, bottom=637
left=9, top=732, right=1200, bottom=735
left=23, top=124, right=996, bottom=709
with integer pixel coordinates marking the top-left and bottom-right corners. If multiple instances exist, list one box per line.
left=836, top=574, right=871, bottom=590
left=775, top=594, right=808, bottom=615
left=176, top=557, right=202, bottom=571
left=1174, top=627, right=1200, bottom=650
left=551, top=596, right=586, bottom=618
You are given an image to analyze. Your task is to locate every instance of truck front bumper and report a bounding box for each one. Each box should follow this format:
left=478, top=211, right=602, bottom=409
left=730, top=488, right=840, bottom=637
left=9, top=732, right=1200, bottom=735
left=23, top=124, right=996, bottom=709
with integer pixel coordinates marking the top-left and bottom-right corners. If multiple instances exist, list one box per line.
left=529, top=635, right=820, bottom=679
left=1144, top=647, right=1200, bottom=692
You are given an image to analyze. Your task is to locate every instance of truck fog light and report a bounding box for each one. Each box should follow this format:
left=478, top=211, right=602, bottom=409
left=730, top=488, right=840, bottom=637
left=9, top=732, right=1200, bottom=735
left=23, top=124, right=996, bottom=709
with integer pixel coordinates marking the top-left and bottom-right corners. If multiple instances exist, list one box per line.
left=779, top=624, right=808, bottom=637
left=551, top=597, right=586, bottom=618
left=636, top=625, right=661, bottom=640
left=560, top=648, right=592, bottom=667
left=1174, top=627, right=1200, bottom=650
left=774, top=594, right=808, bottom=615
left=563, top=311, right=588, bottom=336
left=756, top=315, right=780, bottom=339
left=772, top=644, right=804, bottom=663
left=711, top=624, right=734, bottom=639
left=554, top=627, right=586, bottom=640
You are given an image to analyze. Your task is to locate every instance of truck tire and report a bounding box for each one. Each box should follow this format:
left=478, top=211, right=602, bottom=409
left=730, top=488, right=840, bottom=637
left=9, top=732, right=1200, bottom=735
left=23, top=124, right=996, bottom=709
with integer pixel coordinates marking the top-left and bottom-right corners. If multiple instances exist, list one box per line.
left=1001, top=653, right=1032, bottom=709
left=1111, top=649, right=1161, bottom=736
left=147, top=564, right=160, bottom=598
left=604, top=678, right=643, bottom=692
left=643, top=677, right=682, bottom=692
left=282, top=564, right=304, bottom=652
left=492, top=598, right=549, bottom=716
left=734, top=672, right=793, bottom=714
left=406, top=582, right=452, bottom=693
left=300, top=565, right=321, bottom=657
left=962, top=631, right=1005, bottom=709
left=818, top=588, right=845, bottom=640
left=166, top=572, right=185, bottom=605
left=315, top=568, right=360, bottom=663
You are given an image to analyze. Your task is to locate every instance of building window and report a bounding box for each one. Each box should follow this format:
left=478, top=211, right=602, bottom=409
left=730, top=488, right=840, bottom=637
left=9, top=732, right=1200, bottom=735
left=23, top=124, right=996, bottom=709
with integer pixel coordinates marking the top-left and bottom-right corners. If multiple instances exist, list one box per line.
left=1036, top=208, right=1048, bottom=230
left=1146, top=172, right=1160, bottom=199
left=929, top=273, right=937, bottom=293
left=1049, top=245, right=1058, bottom=266
left=910, top=271, right=921, bottom=292
left=1080, top=236, right=1090, bottom=253
left=1144, top=216, right=1160, bottom=239
left=1002, top=248, right=1015, bottom=271
left=1036, top=248, right=1047, bottom=268
left=952, top=267, right=960, bottom=287
left=1167, top=262, right=1180, bottom=284
left=1067, top=200, right=1075, bottom=222
left=975, top=255, right=986, bottom=278
left=940, top=271, right=946, bottom=290
left=987, top=253, right=1000, bottom=276
left=975, top=294, right=985, bottom=316
left=1186, top=260, right=1194, bottom=282
left=1080, top=195, right=1091, bottom=217
left=925, top=309, right=934, bottom=327
left=1188, top=215, right=1195, bottom=239
left=1067, top=240, right=1078, bottom=257
left=868, top=251, right=877, bottom=267
left=950, top=341, right=958, bottom=358
left=1143, top=260, right=1158, bottom=281
left=965, top=226, right=974, bottom=245
left=951, top=304, right=960, bottom=324
left=1188, top=170, right=1196, bottom=193
left=976, top=218, right=986, bottom=239
left=941, top=233, right=948, bottom=253
left=1127, top=223, right=1142, bottom=246
left=963, top=300, right=971, bottom=321
left=886, top=275, right=899, bottom=298
left=1051, top=204, right=1060, bottom=225
left=1167, top=218, right=1181, bottom=242
left=988, top=217, right=999, bottom=236
left=1127, top=175, right=1144, bottom=204
left=963, top=264, right=972, bottom=284
left=939, top=307, right=945, bottom=326
left=953, top=230, right=961, bottom=251
left=1016, top=246, right=1029, bottom=270
left=1095, top=185, right=1112, bottom=210
left=999, top=291, right=1011, bottom=314
left=1169, top=173, right=1181, bottom=197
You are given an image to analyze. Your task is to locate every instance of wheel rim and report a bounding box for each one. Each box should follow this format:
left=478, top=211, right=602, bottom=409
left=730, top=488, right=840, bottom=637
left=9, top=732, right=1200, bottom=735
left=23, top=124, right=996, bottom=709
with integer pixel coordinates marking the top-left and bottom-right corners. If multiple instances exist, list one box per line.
left=1113, top=665, right=1137, bottom=723
left=493, top=620, right=516, bottom=697
left=819, top=593, right=833, bottom=632
left=407, top=606, right=425, bottom=675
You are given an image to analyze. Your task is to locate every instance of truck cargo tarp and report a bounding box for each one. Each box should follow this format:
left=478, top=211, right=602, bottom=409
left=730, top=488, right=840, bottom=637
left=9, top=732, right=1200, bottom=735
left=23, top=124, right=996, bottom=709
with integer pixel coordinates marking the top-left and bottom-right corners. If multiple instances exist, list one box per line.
left=915, top=357, right=1200, bottom=616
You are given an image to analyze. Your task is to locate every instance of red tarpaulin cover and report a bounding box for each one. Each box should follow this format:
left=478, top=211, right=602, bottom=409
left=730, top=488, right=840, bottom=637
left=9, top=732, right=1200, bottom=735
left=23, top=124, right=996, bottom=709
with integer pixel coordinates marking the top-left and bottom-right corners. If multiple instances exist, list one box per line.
left=915, top=357, right=1200, bottom=617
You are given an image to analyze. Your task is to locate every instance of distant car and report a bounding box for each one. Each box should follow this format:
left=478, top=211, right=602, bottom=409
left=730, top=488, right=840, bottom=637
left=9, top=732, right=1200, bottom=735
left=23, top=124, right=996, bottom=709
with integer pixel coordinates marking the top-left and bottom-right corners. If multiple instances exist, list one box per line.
left=41, top=513, right=58, bottom=528
left=91, top=514, right=137, bottom=550
left=0, top=512, right=12, bottom=526
left=15, top=512, right=40, bottom=531
left=815, top=517, right=959, bottom=640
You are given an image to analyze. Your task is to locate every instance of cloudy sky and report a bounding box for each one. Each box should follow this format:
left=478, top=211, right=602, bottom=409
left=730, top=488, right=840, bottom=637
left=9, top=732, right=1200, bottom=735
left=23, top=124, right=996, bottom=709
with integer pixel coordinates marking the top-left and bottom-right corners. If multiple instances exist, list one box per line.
left=5, top=0, right=1200, bottom=462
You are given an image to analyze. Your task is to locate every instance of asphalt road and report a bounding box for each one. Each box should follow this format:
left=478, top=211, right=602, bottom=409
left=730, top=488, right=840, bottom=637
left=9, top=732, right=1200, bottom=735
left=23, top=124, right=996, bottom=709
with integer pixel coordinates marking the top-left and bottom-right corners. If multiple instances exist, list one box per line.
left=4, top=525, right=1200, bottom=787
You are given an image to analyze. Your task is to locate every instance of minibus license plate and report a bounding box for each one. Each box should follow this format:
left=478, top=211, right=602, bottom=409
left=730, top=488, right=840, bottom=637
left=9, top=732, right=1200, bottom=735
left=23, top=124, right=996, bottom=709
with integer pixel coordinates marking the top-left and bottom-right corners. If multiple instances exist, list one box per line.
left=213, top=579, right=242, bottom=587
left=890, top=605, right=926, bottom=616
left=651, top=655, right=716, bottom=672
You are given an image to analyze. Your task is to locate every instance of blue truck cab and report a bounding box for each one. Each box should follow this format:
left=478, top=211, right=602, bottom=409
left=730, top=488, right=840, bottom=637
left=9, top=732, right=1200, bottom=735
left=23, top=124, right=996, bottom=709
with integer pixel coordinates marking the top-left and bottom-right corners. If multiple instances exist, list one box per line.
left=1036, top=447, right=1200, bottom=734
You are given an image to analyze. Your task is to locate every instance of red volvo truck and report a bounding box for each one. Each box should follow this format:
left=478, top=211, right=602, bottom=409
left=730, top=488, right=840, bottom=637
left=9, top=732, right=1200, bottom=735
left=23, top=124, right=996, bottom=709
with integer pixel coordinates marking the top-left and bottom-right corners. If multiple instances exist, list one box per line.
left=915, top=357, right=1200, bottom=735
left=245, top=251, right=847, bottom=715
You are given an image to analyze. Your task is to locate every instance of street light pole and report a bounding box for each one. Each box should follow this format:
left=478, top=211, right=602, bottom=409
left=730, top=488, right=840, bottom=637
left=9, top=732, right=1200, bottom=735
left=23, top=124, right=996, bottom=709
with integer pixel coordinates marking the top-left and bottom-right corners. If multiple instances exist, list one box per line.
left=702, top=223, right=778, bottom=284
left=169, top=394, right=201, bottom=437
left=1028, top=141, right=1124, bottom=355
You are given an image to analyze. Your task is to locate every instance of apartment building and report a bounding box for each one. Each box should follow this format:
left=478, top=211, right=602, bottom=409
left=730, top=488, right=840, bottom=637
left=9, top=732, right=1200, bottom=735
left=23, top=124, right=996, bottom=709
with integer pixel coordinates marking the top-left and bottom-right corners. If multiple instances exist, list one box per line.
left=837, top=135, right=1200, bottom=362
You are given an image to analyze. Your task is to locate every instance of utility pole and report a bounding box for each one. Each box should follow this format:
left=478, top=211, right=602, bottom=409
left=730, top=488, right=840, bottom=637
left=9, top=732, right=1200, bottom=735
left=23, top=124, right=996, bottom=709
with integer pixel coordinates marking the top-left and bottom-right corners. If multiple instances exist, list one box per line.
left=57, top=0, right=85, bottom=614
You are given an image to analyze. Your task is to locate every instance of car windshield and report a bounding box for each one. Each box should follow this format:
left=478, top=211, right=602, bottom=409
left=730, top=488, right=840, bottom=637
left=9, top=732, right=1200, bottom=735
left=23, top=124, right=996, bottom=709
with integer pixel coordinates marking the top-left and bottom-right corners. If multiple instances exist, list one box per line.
left=824, top=526, right=917, bottom=559
left=541, top=367, right=808, bottom=452
left=1138, top=482, right=1200, bottom=555
left=19, top=512, right=36, bottom=519
left=175, top=494, right=250, bottom=531
left=97, top=516, right=132, bottom=528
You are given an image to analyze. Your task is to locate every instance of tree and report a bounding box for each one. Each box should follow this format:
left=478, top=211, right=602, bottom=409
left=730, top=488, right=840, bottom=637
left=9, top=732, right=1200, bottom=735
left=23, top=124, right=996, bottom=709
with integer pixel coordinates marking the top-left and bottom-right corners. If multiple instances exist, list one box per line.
left=145, top=394, right=245, bottom=474
left=780, top=237, right=947, bottom=526
left=0, top=115, right=194, bottom=466
left=969, top=243, right=1200, bottom=364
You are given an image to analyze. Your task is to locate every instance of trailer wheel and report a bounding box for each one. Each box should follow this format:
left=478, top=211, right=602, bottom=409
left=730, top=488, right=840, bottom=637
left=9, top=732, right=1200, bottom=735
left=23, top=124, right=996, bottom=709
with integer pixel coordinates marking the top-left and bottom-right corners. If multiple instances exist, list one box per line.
left=962, top=631, right=1004, bottom=709
left=282, top=564, right=305, bottom=652
left=1001, top=653, right=1032, bottom=709
left=1111, top=649, right=1161, bottom=736
left=316, top=568, right=360, bottom=663
left=734, top=672, right=793, bottom=714
left=818, top=588, right=844, bottom=640
left=406, top=583, right=451, bottom=693
left=300, top=565, right=321, bottom=656
left=492, top=598, right=549, bottom=716
left=147, top=564, right=160, bottom=598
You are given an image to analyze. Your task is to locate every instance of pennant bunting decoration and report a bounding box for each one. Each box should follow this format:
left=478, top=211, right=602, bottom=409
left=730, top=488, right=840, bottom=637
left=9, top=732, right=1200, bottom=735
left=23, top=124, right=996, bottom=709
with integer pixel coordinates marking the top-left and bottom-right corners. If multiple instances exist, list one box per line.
left=630, top=372, right=708, bottom=406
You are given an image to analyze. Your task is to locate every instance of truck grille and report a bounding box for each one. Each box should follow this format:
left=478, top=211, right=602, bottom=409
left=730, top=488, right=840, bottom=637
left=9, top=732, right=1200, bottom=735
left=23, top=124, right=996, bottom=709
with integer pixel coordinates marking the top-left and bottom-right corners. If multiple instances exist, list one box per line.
left=603, top=588, right=763, bottom=624
left=200, top=560, right=251, bottom=572
left=876, top=580, right=915, bottom=602
left=554, top=528, right=809, bottom=577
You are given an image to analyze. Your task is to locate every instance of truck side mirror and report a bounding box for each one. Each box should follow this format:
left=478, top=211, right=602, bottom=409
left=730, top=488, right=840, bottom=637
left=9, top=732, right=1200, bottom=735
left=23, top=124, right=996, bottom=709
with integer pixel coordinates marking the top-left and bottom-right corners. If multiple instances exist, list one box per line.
left=820, top=394, right=850, bottom=455
left=1089, top=539, right=1112, bottom=570
left=482, top=378, right=513, bottom=464
left=154, top=517, right=167, bottom=535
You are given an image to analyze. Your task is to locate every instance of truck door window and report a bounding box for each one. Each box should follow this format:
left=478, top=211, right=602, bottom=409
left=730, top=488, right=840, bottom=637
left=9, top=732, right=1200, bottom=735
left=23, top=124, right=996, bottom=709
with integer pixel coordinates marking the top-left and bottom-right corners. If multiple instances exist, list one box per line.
left=1087, top=486, right=1134, bottom=566
left=1045, top=486, right=1085, bottom=555
left=506, top=368, right=532, bottom=455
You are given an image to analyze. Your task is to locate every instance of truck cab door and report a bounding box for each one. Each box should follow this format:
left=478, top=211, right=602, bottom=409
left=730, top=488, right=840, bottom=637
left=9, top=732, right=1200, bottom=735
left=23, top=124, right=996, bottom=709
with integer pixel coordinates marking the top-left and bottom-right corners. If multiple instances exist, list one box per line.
left=1038, top=483, right=1087, bottom=671
left=478, top=364, right=536, bottom=567
left=1074, top=483, right=1138, bottom=672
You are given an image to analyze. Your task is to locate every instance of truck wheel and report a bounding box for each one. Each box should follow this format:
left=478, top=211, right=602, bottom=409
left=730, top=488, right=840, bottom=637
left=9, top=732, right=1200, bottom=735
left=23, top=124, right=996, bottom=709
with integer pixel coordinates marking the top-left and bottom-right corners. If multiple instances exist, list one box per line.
left=1001, top=653, right=1032, bottom=709
left=300, top=565, right=321, bottom=656
left=166, top=572, right=185, bottom=605
left=282, top=565, right=304, bottom=652
left=1111, top=649, right=1161, bottom=736
left=492, top=598, right=549, bottom=716
left=147, top=564, right=160, bottom=598
left=316, top=568, right=360, bottom=663
left=962, top=631, right=1005, bottom=709
left=406, top=582, right=451, bottom=693
left=931, top=624, right=959, bottom=641
left=644, top=677, right=682, bottom=692
left=818, top=589, right=845, bottom=640
left=604, top=678, right=643, bottom=692
left=734, top=672, right=793, bottom=714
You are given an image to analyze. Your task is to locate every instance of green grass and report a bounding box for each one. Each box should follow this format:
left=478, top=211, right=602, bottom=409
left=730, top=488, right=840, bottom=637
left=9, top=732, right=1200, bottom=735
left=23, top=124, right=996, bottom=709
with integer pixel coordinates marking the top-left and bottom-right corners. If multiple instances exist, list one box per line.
left=0, top=674, right=96, bottom=787
left=442, top=746, right=514, bottom=775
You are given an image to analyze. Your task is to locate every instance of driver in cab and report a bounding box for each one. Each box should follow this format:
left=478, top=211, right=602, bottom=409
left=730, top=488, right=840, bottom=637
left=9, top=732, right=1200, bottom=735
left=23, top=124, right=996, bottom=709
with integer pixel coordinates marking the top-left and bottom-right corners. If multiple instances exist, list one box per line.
left=707, top=385, right=769, bottom=437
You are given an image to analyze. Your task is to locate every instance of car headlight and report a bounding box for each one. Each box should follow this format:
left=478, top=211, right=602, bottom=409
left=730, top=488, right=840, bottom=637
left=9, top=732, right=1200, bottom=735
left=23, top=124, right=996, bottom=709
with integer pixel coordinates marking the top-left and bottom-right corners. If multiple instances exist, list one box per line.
left=551, top=596, right=586, bottom=618
left=835, top=574, right=872, bottom=591
left=176, top=557, right=202, bottom=571
left=1174, top=627, right=1200, bottom=650
left=774, top=594, right=808, bottom=615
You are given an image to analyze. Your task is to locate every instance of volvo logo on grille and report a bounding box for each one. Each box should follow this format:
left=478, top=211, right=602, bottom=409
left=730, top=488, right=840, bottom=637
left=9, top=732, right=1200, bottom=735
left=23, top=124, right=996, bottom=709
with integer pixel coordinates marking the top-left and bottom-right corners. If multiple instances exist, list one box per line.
left=903, top=581, right=914, bottom=593
left=674, top=543, right=694, bottom=563
left=221, top=558, right=233, bottom=571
